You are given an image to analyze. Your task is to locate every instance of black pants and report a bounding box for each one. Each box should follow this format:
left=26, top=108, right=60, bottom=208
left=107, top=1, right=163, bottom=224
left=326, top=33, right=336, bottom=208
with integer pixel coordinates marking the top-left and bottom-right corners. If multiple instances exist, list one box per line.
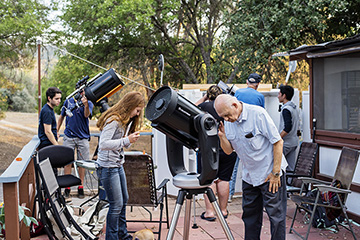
left=242, top=174, right=287, bottom=240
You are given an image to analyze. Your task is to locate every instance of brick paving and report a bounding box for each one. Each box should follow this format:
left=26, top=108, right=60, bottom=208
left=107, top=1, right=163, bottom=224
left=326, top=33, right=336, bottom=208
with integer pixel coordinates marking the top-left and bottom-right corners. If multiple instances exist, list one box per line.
left=31, top=190, right=360, bottom=240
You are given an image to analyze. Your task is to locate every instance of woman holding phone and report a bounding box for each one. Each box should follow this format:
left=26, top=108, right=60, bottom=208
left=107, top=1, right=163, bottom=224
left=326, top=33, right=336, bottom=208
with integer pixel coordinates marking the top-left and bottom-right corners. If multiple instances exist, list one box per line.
left=96, top=91, right=145, bottom=240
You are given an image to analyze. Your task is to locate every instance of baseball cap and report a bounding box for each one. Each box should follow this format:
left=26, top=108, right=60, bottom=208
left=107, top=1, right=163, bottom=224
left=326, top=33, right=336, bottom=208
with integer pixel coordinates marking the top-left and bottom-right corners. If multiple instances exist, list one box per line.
left=247, top=73, right=262, bottom=83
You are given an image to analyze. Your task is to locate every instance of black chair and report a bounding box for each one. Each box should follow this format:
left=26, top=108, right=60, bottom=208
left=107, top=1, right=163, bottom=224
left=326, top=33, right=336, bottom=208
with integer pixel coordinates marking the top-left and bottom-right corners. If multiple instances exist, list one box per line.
left=123, top=153, right=170, bottom=240
left=286, top=142, right=318, bottom=194
left=289, top=147, right=360, bottom=240
left=37, top=145, right=82, bottom=189
left=35, top=157, right=97, bottom=239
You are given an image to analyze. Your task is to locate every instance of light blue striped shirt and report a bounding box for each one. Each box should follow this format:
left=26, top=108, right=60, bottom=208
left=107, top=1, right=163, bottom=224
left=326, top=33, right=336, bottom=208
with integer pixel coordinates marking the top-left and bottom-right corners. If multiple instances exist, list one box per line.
left=224, top=103, right=287, bottom=186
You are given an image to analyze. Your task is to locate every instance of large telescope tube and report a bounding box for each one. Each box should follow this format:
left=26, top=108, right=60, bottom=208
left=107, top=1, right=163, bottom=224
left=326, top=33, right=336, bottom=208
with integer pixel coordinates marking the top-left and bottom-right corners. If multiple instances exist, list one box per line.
left=84, top=68, right=125, bottom=103
left=64, top=68, right=125, bottom=117
left=146, top=86, right=219, bottom=186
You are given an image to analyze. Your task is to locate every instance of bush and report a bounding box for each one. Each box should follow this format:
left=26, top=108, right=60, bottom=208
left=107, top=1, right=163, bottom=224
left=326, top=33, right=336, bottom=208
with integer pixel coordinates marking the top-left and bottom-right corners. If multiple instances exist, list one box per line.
left=0, top=89, right=9, bottom=115
left=7, top=88, right=36, bottom=112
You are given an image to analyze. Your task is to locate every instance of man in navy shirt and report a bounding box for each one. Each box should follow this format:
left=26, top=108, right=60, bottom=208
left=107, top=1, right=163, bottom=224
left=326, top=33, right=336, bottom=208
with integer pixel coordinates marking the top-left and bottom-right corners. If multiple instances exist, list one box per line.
left=38, top=87, right=62, bottom=150
left=58, top=91, right=93, bottom=199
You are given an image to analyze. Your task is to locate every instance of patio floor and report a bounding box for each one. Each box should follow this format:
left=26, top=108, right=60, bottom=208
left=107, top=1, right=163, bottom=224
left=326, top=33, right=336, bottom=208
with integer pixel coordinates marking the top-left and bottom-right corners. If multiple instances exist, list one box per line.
left=31, top=190, right=360, bottom=240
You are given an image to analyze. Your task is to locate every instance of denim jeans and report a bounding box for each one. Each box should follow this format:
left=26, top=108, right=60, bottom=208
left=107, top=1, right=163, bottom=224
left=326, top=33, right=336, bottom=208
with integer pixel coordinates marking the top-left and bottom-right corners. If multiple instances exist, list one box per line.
left=97, top=166, right=131, bottom=240
left=229, top=157, right=240, bottom=196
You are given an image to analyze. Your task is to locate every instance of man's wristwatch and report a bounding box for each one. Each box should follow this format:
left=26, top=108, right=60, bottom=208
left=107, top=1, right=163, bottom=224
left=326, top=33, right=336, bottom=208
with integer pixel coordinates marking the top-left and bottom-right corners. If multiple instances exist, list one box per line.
left=271, top=171, right=281, bottom=177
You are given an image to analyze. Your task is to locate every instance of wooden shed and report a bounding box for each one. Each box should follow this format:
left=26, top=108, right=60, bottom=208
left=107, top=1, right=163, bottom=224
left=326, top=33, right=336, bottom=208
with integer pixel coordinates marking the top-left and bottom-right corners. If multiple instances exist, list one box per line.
left=286, top=34, right=360, bottom=221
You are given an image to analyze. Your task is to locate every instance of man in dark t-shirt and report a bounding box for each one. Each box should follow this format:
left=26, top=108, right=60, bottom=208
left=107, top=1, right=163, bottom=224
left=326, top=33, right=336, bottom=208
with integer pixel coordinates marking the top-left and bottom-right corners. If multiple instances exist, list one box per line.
left=38, top=87, right=62, bottom=150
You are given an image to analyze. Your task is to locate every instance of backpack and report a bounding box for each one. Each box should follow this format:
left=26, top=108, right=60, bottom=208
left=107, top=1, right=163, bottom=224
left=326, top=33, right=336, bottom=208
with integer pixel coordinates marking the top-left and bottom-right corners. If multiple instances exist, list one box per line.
left=320, top=179, right=344, bottom=221
left=303, top=189, right=335, bottom=228
left=302, top=179, right=344, bottom=228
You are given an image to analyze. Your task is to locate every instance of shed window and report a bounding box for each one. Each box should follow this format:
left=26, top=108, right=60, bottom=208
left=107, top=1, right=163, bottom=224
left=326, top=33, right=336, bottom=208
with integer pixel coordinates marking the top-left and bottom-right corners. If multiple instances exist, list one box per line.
left=313, top=54, right=360, bottom=133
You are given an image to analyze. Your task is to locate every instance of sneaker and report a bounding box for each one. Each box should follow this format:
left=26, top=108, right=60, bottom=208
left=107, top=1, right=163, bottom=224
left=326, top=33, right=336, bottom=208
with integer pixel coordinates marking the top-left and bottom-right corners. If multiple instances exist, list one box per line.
left=63, top=188, right=72, bottom=202
left=228, top=195, right=233, bottom=203
left=77, top=187, right=85, bottom=199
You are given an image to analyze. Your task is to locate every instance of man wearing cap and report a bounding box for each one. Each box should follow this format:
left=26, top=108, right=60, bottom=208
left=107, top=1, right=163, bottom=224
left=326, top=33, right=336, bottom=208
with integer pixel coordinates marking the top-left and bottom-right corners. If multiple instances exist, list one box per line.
left=229, top=73, right=265, bottom=202
left=214, top=94, right=287, bottom=240
left=234, top=73, right=265, bottom=108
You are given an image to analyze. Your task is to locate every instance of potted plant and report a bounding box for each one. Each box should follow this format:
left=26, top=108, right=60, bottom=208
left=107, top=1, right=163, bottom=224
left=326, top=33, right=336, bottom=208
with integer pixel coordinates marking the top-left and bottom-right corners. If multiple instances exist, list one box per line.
left=0, top=202, right=38, bottom=238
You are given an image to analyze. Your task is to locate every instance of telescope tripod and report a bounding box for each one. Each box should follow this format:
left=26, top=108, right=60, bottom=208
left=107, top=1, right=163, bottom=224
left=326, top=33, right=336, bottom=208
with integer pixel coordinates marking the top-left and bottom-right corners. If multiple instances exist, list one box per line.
left=166, top=187, right=234, bottom=240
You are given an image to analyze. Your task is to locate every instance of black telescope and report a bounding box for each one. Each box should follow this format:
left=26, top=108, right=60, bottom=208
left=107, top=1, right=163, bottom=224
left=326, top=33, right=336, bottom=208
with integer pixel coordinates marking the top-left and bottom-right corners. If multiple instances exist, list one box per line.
left=147, top=87, right=235, bottom=240
left=145, top=86, right=219, bottom=187
left=84, top=68, right=124, bottom=103
left=64, top=68, right=124, bottom=116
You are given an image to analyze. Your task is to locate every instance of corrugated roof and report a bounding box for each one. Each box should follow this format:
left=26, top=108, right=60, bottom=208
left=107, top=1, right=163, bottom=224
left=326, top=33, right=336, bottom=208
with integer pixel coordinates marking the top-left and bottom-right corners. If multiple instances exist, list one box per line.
left=288, top=34, right=360, bottom=54
left=272, top=34, right=360, bottom=59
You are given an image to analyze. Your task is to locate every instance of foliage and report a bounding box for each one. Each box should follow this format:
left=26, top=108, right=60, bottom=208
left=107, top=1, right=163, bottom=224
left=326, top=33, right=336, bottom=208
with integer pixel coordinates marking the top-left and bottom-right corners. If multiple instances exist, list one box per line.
left=10, top=88, right=37, bottom=112
left=49, top=0, right=237, bottom=97
left=222, top=0, right=360, bottom=88
left=0, top=69, right=38, bottom=113
left=0, top=72, right=18, bottom=114
left=0, top=0, right=49, bottom=68
left=1, top=0, right=359, bottom=111
left=52, top=0, right=158, bottom=98
left=150, top=0, right=236, bottom=84
left=0, top=202, right=38, bottom=238
left=0, top=0, right=52, bottom=114
left=52, top=0, right=360, bottom=96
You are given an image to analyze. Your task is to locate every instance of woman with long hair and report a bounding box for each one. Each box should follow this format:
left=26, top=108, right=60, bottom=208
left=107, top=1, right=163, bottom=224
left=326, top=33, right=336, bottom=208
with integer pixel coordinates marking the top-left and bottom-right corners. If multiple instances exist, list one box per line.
left=96, top=91, right=145, bottom=240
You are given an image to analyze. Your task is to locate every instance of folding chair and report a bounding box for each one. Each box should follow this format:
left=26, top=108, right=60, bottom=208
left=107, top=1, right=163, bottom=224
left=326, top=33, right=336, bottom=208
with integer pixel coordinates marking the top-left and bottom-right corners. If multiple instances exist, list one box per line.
left=37, top=145, right=82, bottom=189
left=286, top=142, right=318, bottom=194
left=76, top=159, right=100, bottom=214
left=289, top=146, right=360, bottom=240
left=123, top=153, right=170, bottom=240
left=35, top=157, right=97, bottom=239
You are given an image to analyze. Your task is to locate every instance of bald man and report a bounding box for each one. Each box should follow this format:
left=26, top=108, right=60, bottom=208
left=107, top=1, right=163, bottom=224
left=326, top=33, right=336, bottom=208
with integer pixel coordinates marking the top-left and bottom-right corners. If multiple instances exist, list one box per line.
left=214, top=94, right=288, bottom=240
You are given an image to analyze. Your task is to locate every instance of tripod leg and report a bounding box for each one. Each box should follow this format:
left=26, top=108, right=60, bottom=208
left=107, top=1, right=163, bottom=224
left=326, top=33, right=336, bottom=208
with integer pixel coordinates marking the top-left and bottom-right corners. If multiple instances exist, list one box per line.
left=206, top=188, right=235, bottom=240
left=192, top=196, right=199, bottom=229
left=183, top=194, right=192, bottom=240
left=166, top=190, right=186, bottom=240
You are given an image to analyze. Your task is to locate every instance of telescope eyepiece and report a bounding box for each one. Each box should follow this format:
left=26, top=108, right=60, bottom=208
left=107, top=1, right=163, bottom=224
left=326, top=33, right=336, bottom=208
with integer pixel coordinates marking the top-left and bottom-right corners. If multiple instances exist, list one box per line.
left=204, top=117, right=216, bottom=130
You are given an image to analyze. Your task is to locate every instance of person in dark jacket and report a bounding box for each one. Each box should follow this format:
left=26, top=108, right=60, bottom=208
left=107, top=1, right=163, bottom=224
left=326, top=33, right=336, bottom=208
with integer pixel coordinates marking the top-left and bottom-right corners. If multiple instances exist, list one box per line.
left=195, top=85, right=237, bottom=221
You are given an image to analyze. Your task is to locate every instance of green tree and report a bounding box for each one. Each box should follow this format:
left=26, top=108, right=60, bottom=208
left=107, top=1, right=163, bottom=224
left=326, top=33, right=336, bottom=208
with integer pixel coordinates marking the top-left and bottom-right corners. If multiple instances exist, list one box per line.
left=151, top=0, right=235, bottom=84
left=51, top=0, right=360, bottom=96
left=0, top=0, right=51, bottom=114
left=50, top=0, right=236, bottom=97
left=223, top=0, right=360, bottom=87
